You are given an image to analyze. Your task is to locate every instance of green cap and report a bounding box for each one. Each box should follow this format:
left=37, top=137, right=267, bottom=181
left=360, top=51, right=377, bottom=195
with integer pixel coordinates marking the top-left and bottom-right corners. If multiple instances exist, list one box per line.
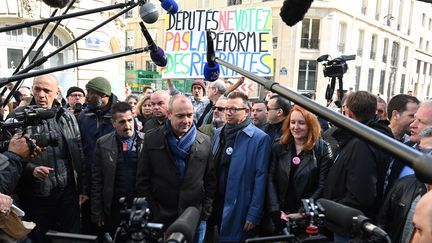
left=85, top=77, right=111, bottom=96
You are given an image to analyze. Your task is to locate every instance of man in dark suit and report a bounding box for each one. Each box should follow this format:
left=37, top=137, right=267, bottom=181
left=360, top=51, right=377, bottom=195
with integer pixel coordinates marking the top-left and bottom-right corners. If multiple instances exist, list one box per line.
left=136, top=95, right=216, bottom=243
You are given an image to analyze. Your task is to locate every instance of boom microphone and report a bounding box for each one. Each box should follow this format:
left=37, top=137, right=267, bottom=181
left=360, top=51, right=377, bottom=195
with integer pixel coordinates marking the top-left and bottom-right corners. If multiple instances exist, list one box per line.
left=42, top=0, right=70, bottom=8
left=317, top=199, right=389, bottom=239
left=280, top=0, right=314, bottom=27
left=160, top=0, right=179, bottom=14
left=140, top=1, right=159, bottom=24
left=165, top=207, right=200, bottom=243
left=203, top=31, right=220, bottom=81
left=139, top=22, right=167, bottom=67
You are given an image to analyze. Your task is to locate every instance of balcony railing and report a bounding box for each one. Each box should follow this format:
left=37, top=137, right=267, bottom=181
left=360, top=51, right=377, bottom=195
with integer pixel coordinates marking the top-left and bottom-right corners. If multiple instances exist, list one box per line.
left=300, top=38, right=320, bottom=49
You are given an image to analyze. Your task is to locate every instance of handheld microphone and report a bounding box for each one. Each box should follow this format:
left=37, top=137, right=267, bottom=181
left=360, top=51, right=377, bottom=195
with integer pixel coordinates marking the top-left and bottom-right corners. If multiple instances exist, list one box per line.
left=160, top=0, right=179, bottom=14
left=165, top=207, right=200, bottom=243
left=317, top=199, right=389, bottom=239
left=280, top=0, right=314, bottom=27
left=140, top=1, right=159, bottom=24
left=203, top=30, right=220, bottom=81
left=139, top=22, right=167, bottom=67
left=42, top=0, right=70, bottom=8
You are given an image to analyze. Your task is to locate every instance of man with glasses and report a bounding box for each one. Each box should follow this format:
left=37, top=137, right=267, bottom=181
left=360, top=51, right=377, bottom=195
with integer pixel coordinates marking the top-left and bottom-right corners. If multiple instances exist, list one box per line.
left=210, top=91, right=271, bottom=243
left=265, top=95, right=291, bottom=142
left=142, top=90, right=170, bottom=132
left=65, top=86, right=86, bottom=117
left=78, top=77, right=119, bottom=235
left=199, top=97, right=227, bottom=139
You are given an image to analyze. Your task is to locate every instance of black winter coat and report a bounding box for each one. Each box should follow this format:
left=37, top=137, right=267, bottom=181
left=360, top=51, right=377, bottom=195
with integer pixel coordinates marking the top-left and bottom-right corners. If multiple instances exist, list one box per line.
left=267, top=138, right=333, bottom=213
left=376, top=175, right=427, bottom=243
left=136, top=126, right=216, bottom=227
left=323, top=117, right=393, bottom=218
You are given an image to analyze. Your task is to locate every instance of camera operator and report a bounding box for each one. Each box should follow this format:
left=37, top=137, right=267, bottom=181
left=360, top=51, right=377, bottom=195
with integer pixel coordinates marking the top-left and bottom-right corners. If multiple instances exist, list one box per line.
left=0, top=133, right=43, bottom=195
left=7, top=74, right=85, bottom=243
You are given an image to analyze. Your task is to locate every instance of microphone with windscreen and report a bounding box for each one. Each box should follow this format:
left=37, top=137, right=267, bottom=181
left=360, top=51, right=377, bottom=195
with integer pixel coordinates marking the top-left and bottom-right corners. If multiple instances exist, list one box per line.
left=140, top=1, right=159, bottom=24
left=203, top=30, right=220, bottom=81
left=317, top=199, right=389, bottom=240
left=165, top=207, right=200, bottom=243
left=160, top=0, right=179, bottom=14
left=139, top=22, right=167, bottom=67
left=280, top=0, right=314, bottom=27
left=42, top=0, right=70, bottom=8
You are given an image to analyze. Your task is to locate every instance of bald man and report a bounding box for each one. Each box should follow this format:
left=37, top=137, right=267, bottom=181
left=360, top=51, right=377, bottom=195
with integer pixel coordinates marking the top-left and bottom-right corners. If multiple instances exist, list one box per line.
left=412, top=191, right=432, bottom=243
left=142, top=90, right=170, bottom=132
left=136, top=95, right=216, bottom=243
left=8, top=74, right=85, bottom=242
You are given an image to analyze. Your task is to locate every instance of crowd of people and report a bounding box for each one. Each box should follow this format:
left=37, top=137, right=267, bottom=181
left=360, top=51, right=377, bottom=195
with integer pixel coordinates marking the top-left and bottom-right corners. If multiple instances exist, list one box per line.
left=0, top=74, right=431, bottom=243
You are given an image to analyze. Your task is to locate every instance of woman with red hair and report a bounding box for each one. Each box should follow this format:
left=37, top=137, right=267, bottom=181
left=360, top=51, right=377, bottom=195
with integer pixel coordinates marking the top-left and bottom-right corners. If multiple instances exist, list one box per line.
left=267, top=105, right=333, bottom=232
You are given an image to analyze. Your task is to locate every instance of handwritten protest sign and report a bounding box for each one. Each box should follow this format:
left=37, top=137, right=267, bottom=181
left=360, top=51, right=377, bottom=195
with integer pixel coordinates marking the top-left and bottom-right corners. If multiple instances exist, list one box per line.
left=162, top=8, right=273, bottom=79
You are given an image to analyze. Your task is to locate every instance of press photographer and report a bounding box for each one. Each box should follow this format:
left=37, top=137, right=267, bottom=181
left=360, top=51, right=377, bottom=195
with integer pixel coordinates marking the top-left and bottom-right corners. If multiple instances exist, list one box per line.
left=6, top=74, right=86, bottom=243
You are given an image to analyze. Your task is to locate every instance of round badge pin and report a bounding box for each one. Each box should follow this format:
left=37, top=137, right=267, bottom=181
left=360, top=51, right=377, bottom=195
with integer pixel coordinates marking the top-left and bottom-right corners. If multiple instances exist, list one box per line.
left=292, top=156, right=301, bottom=165
left=226, top=147, right=233, bottom=155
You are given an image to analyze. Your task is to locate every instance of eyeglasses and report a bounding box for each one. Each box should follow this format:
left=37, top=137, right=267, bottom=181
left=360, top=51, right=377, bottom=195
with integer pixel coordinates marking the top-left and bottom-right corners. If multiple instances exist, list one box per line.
left=212, top=106, right=225, bottom=112
left=225, top=107, right=247, bottom=113
left=267, top=106, right=280, bottom=111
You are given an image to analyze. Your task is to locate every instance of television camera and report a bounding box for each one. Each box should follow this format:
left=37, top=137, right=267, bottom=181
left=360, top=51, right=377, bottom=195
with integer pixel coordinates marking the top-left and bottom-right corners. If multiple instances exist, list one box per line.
left=317, top=54, right=356, bottom=104
left=109, top=197, right=164, bottom=243
left=0, top=105, right=58, bottom=152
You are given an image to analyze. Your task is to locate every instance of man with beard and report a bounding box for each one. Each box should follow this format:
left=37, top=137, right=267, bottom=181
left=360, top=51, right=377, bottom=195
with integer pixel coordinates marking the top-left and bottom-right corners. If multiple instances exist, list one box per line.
left=199, top=97, right=227, bottom=139
left=142, top=90, right=170, bottom=132
left=78, top=77, right=118, bottom=235
left=91, top=102, right=144, bottom=237
left=136, top=95, right=215, bottom=243
left=251, top=101, right=268, bottom=131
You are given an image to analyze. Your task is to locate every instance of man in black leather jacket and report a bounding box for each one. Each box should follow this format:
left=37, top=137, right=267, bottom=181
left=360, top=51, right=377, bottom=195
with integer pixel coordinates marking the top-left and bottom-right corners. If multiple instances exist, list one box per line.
left=8, top=74, right=85, bottom=243
left=377, top=126, right=432, bottom=243
left=323, top=91, right=393, bottom=222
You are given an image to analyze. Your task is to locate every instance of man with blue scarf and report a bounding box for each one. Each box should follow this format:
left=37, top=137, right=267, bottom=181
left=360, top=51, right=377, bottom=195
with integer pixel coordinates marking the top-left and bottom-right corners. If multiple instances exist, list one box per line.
left=136, top=95, right=216, bottom=243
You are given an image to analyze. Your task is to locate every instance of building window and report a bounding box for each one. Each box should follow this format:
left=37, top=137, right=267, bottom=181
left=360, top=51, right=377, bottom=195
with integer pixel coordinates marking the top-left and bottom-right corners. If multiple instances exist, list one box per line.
left=50, top=52, right=64, bottom=67
left=300, top=19, right=320, bottom=49
left=355, top=66, right=361, bottom=91
left=390, top=41, right=399, bottom=67
left=361, top=0, right=367, bottom=14
left=400, top=74, right=406, bottom=94
left=357, top=30, right=365, bottom=57
left=379, top=70, right=386, bottom=94
left=125, top=61, right=134, bottom=70
left=29, top=51, right=44, bottom=69
left=420, top=38, right=423, bottom=49
left=403, top=46, right=409, bottom=67
left=382, top=38, right=389, bottom=63
left=417, top=60, right=421, bottom=73
left=125, top=9, right=133, bottom=18
left=367, top=68, right=374, bottom=92
left=146, top=61, right=157, bottom=72
left=228, top=0, right=241, bottom=6
left=370, top=34, right=377, bottom=60
left=48, top=34, right=63, bottom=47
left=273, top=37, right=278, bottom=49
left=337, top=22, right=347, bottom=53
left=126, top=30, right=135, bottom=51
left=7, top=48, right=23, bottom=69
left=424, top=62, right=427, bottom=75
left=297, top=60, right=317, bottom=91
left=6, top=28, right=23, bottom=42
left=422, top=13, right=426, bottom=26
